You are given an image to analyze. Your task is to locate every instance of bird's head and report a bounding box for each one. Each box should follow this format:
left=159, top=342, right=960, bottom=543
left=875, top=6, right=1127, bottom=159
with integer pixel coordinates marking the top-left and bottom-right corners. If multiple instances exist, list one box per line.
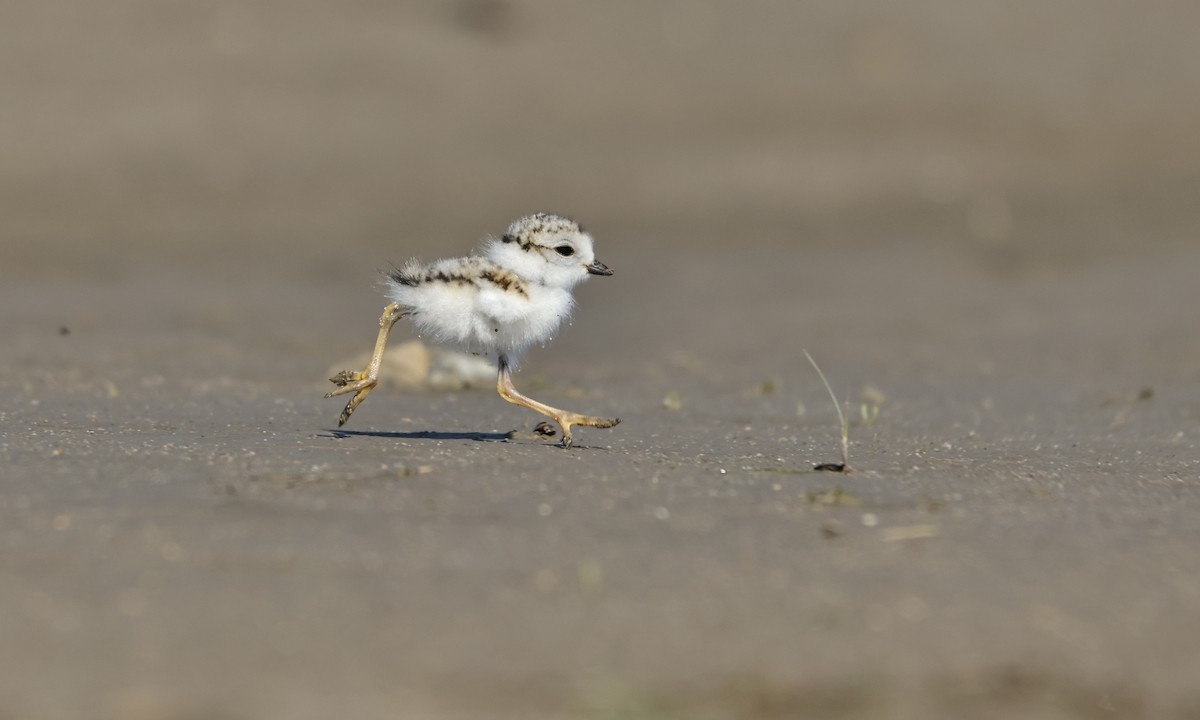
left=486, top=213, right=612, bottom=289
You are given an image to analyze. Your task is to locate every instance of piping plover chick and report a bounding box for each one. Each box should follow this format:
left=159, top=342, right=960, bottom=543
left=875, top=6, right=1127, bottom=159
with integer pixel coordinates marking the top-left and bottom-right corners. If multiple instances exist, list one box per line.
left=326, top=213, right=620, bottom=448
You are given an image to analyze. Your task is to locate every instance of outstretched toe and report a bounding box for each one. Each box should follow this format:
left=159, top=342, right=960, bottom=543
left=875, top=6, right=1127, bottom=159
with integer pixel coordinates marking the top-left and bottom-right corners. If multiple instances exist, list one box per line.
left=326, top=370, right=368, bottom=395
left=328, top=370, right=360, bottom=387
left=554, top=414, right=620, bottom=448
left=337, top=385, right=374, bottom=426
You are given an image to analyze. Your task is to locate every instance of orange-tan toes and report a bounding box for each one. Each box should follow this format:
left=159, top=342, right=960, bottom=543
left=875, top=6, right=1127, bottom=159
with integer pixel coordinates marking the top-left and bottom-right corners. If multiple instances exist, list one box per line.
left=553, top=413, right=620, bottom=449
left=325, top=374, right=378, bottom=427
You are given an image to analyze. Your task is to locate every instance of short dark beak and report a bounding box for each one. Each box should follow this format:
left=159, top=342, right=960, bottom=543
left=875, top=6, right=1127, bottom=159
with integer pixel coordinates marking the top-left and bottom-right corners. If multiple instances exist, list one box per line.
left=586, top=260, right=613, bottom=276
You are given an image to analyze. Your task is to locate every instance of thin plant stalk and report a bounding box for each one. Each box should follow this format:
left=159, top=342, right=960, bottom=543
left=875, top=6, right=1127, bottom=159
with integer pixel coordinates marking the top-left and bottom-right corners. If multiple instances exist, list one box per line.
left=803, top=349, right=852, bottom=472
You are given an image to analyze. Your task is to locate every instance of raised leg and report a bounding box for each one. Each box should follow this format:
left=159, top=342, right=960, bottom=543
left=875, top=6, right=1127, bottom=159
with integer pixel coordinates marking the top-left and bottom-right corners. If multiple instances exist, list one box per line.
left=495, top=356, right=619, bottom=448
left=325, top=303, right=410, bottom=426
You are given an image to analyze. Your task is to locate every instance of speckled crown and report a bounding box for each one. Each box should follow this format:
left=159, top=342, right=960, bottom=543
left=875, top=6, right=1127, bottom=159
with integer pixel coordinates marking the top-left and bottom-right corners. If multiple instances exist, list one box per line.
left=500, top=213, right=582, bottom=248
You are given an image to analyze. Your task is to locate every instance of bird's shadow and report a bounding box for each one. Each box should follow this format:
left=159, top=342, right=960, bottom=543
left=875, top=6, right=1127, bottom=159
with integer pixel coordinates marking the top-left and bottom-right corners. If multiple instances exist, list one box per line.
left=320, top=428, right=513, bottom=442
left=317, top=428, right=609, bottom=450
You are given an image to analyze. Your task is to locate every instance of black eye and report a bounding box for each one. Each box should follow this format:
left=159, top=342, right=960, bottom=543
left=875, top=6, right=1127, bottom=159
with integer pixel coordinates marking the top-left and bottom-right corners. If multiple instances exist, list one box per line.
left=554, top=245, right=575, bottom=257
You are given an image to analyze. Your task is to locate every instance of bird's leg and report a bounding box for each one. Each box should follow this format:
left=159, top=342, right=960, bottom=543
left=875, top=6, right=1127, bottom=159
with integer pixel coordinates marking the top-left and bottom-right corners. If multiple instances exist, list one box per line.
left=326, top=303, right=410, bottom=426
left=495, top=356, right=620, bottom=448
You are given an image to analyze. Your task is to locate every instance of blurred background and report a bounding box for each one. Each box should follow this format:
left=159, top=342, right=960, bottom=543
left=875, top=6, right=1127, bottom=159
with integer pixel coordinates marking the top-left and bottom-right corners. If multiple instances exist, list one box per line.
left=5, top=0, right=1199, bottom=273
left=7, top=0, right=1200, bottom=388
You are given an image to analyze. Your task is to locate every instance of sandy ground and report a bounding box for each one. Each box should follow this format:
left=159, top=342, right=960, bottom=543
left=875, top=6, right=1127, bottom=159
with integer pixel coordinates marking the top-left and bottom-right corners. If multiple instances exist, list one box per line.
left=3, top=2, right=1200, bottom=718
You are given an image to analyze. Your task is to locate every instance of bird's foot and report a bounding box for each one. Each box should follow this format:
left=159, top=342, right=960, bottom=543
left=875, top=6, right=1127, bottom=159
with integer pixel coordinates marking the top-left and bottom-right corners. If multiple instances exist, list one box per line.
left=325, top=370, right=377, bottom=426
left=551, top=413, right=621, bottom=449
